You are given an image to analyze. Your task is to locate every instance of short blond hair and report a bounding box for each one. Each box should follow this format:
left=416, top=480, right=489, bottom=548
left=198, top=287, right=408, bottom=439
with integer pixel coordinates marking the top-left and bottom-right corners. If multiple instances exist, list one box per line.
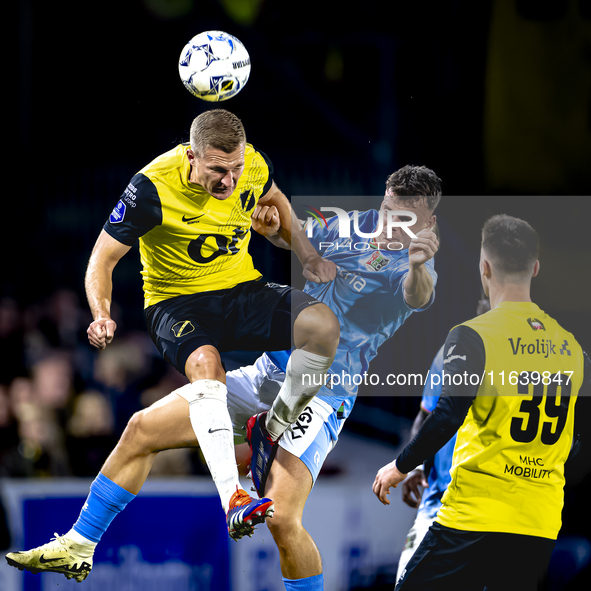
left=190, top=109, right=246, bottom=156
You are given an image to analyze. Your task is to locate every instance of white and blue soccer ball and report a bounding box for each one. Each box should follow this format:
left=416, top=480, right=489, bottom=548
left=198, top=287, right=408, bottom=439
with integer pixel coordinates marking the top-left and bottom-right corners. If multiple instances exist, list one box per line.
left=178, top=30, right=251, bottom=102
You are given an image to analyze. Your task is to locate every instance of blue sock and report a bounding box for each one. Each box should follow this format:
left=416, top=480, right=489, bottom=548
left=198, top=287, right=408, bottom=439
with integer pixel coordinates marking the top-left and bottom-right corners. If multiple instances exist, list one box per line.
left=283, top=574, right=324, bottom=590
left=72, top=472, right=136, bottom=543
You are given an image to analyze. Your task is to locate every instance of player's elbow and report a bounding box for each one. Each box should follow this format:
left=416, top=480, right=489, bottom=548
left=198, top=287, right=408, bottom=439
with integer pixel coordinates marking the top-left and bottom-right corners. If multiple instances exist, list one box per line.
left=404, top=291, right=432, bottom=310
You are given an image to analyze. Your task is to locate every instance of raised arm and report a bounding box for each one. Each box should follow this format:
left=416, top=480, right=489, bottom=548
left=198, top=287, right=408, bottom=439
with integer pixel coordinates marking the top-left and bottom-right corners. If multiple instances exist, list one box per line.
left=251, top=201, right=290, bottom=249
left=257, top=182, right=336, bottom=283
left=85, top=230, right=131, bottom=349
left=403, top=227, right=439, bottom=309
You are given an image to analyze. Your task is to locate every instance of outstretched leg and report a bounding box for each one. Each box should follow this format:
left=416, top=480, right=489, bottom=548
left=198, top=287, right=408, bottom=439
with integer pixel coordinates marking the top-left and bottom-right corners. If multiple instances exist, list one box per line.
left=264, top=448, right=324, bottom=590
left=5, top=385, right=269, bottom=582
left=5, top=391, right=196, bottom=581
left=102, top=391, right=201, bottom=492
left=182, top=345, right=243, bottom=512
left=181, top=346, right=274, bottom=539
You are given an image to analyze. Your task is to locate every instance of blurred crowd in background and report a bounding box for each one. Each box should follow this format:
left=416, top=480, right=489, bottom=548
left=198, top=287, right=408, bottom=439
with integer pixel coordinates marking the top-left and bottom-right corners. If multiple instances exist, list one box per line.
left=0, top=289, right=202, bottom=482
left=4, top=1, right=591, bottom=585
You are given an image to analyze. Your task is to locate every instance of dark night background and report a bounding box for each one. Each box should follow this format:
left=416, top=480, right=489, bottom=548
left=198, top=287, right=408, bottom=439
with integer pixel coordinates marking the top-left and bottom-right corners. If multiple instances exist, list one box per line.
left=3, top=0, right=591, bottom=588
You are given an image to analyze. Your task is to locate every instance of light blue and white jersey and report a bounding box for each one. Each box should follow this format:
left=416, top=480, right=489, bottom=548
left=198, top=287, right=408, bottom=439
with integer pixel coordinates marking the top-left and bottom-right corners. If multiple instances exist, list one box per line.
left=289, top=209, right=438, bottom=418
left=418, top=345, right=455, bottom=514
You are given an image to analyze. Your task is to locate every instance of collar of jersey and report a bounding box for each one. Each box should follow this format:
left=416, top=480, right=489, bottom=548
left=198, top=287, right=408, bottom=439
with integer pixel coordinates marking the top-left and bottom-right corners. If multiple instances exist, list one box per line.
left=493, top=301, right=541, bottom=312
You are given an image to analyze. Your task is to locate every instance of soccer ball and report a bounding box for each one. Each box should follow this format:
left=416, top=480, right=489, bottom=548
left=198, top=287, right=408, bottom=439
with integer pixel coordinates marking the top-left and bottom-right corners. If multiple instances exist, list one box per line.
left=178, top=31, right=251, bottom=102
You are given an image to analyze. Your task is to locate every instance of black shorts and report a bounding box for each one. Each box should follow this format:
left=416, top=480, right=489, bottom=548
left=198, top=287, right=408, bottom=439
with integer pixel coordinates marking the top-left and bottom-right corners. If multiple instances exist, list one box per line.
left=144, top=280, right=320, bottom=375
left=396, top=522, right=555, bottom=591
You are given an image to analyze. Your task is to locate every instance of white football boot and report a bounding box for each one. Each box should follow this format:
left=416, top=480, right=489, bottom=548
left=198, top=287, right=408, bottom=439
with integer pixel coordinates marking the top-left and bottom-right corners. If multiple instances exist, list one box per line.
left=6, top=532, right=93, bottom=582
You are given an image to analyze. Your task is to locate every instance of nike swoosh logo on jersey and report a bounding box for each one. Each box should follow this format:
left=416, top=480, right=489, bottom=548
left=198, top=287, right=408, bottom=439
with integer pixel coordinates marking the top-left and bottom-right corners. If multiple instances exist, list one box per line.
left=208, top=427, right=230, bottom=433
left=182, top=214, right=205, bottom=223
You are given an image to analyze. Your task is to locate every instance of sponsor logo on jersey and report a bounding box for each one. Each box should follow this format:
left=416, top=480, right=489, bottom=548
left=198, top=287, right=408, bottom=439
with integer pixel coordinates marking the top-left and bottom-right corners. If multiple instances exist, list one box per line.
left=109, top=200, right=126, bottom=223
left=171, top=320, right=195, bottom=338
left=527, top=317, right=546, bottom=331
left=508, top=337, right=559, bottom=358
left=122, top=182, right=138, bottom=208
left=364, top=250, right=390, bottom=272
left=182, top=213, right=205, bottom=223
left=336, top=266, right=367, bottom=292
left=559, top=339, right=571, bottom=356
left=444, top=344, right=467, bottom=364
left=504, top=462, right=554, bottom=480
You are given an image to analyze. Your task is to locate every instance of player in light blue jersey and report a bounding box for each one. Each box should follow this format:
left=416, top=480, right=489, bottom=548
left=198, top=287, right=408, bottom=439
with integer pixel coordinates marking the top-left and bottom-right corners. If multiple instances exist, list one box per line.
left=300, top=208, right=437, bottom=420
left=396, top=297, right=490, bottom=580
left=237, top=166, right=442, bottom=591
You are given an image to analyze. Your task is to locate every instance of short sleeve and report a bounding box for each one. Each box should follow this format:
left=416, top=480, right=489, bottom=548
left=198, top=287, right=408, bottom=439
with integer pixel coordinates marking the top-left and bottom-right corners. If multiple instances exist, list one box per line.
left=103, top=173, right=163, bottom=246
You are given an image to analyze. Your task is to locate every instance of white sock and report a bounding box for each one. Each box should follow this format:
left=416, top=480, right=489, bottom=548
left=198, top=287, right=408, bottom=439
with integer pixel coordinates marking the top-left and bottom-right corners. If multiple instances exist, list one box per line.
left=265, top=349, right=334, bottom=440
left=186, top=379, right=241, bottom=512
left=65, top=529, right=97, bottom=557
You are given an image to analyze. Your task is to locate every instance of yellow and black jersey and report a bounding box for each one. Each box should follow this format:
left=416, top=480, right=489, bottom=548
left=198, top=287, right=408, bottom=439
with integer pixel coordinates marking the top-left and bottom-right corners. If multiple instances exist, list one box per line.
left=397, top=301, right=591, bottom=540
left=103, top=143, right=273, bottom=307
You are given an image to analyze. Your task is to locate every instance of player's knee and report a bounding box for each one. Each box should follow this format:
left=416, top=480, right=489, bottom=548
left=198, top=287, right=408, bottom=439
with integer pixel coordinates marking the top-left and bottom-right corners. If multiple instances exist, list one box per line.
left=294, top=303, right=340, bottom=355
left=265, top=509, right=301, bottom=545
left=184, top=346, right=225, bottom=382
left=121, top=410, right=153, bottom=455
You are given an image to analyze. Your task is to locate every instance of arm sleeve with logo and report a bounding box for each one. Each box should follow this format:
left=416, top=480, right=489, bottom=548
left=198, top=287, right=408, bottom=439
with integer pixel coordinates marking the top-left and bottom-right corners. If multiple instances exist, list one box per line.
left=564, top=351, right=591, bottom=488
left=396, top=325, right=485, bottom=474
left=103, top=173, right=163, bottom=246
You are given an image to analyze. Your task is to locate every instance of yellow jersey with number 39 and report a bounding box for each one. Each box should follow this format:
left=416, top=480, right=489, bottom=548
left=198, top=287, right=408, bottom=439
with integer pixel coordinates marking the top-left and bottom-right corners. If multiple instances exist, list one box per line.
left=103, top=143, right=273, bottom=307
left=436, top=302, right=585, bottom=539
